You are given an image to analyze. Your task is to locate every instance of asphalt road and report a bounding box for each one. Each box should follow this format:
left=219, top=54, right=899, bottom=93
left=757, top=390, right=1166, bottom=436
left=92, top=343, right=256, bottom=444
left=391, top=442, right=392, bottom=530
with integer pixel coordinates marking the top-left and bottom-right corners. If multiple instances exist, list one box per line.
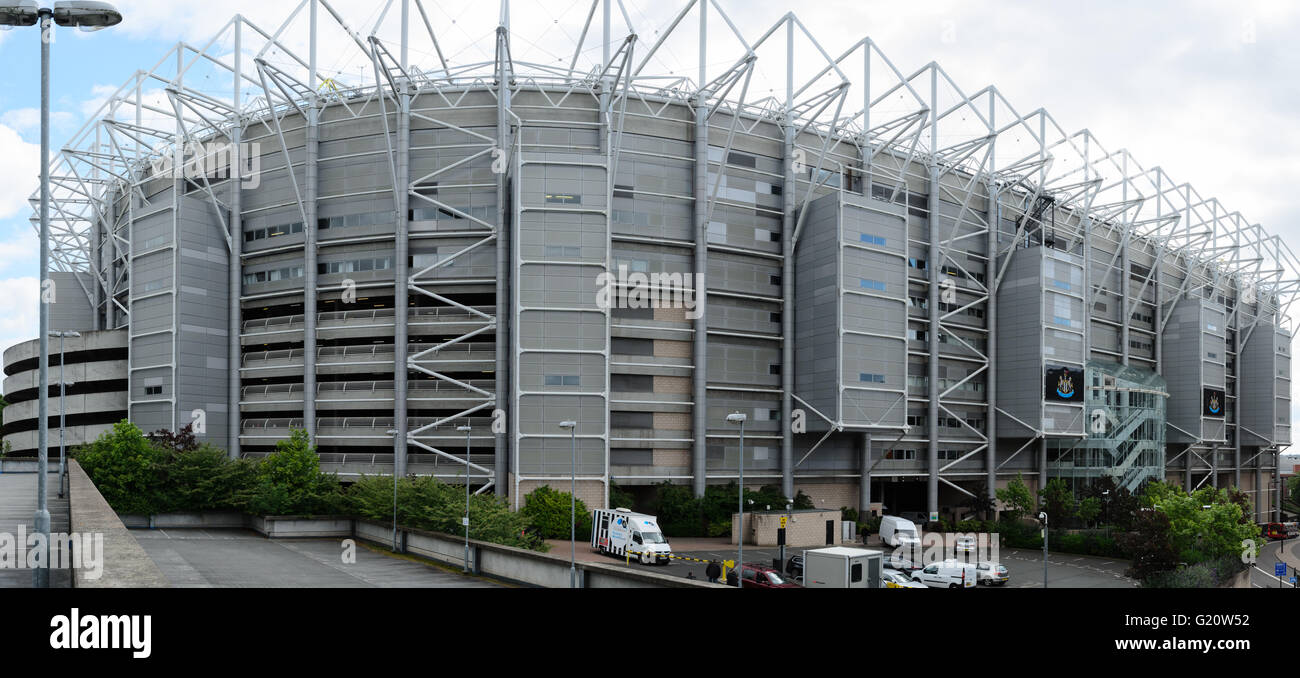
left=600, top=543, right=1137, bottom=588
left=133, top=528, right=503, bottom=588
left=1250, top=537, right=1299, bottom=589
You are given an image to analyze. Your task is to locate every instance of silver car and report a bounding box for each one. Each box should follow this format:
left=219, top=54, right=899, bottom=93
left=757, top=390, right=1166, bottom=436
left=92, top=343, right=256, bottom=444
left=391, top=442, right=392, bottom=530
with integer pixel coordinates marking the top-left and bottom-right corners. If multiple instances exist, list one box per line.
left=976, top=561, right=1009, bottom=586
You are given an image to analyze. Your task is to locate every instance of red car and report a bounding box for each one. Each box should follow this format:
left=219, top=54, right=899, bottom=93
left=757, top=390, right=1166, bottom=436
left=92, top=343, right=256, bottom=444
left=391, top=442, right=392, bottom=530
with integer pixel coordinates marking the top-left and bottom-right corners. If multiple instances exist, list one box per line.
left=733, top=563, right=802, bottom=589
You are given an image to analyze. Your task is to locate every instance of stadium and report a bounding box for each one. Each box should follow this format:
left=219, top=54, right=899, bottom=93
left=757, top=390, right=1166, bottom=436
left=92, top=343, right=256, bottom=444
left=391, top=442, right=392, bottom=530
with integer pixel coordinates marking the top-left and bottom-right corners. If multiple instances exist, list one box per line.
left=2, top=0, right=1293, bottom=523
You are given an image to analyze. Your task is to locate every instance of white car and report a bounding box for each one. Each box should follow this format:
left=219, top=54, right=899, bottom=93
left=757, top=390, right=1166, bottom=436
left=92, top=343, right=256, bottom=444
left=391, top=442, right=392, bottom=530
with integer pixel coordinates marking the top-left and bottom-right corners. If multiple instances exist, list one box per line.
left=976, top=562, right=1009, bottom=586
left=912, top=560, right=976, bottom=589
left=955, top=535, right=977, bottom=556
left=882, top=568, right=927, bottom=589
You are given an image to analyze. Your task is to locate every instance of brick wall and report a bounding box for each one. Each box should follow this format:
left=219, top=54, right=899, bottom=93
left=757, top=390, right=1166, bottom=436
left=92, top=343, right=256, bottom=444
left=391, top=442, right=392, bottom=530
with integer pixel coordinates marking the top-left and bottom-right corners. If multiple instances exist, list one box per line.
left=730, top=510, right=842, bottom=546
left=514, top=477, right=608, bottom=511
left=654, top=339, right=691, bottom=358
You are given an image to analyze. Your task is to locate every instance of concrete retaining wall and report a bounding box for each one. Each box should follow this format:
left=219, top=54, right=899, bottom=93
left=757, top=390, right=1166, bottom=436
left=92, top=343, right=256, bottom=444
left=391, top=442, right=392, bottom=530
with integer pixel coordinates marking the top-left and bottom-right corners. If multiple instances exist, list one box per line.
left=68, top=460, right=170, bottom=588
left=354, top=519, right=723, bottom=589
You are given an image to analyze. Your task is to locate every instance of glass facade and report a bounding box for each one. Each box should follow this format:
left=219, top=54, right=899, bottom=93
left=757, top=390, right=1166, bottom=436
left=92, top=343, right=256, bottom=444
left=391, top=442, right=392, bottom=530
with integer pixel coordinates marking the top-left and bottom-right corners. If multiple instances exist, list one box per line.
left=1047, top=360, right=1167, bottom=492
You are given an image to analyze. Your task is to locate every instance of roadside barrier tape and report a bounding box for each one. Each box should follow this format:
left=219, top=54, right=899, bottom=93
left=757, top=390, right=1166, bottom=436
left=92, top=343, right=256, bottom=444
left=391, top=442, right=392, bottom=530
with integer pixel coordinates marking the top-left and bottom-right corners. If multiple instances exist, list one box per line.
left=623, top=551, right=731, bottom=564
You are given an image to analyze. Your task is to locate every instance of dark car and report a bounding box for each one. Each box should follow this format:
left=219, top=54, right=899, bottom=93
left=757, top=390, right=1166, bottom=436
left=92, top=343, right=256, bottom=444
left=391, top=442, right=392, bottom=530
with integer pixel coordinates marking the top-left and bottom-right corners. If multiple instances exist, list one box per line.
left=785, top=555, right=804, bottom=579
left=738, top=563, right=802, bottom=589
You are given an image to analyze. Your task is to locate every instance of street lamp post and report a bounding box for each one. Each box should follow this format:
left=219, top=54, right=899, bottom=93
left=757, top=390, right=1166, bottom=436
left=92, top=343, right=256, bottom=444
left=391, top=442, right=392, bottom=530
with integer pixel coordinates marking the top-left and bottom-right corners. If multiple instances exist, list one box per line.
left=559, top=421, right=577, bottom=588
left=727, top=413, right=747, bottom=587
left=457, top=425, right=472, bottom=573
left=50, top=330, right=79, bottom=498
left=385, top=429, right=401, bottom=553
left=0, top=0, right=123, bottom=589
left=1039, top=511, right=1048, bottom=589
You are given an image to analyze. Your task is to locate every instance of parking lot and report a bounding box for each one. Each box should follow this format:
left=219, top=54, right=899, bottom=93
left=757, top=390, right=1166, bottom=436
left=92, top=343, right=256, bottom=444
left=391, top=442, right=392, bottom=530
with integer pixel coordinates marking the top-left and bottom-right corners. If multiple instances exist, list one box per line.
left=571, top=537, right=1137, bottom=588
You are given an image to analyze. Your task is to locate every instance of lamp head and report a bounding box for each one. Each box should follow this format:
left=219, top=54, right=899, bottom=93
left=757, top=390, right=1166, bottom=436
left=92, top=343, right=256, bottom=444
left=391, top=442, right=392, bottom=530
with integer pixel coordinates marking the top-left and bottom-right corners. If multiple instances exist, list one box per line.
left=52, top=1, right=122, bottom=31
left=456, top=425, right=471, bottom=432
left=558, top=420, right=577, bottom=430
left=0, top=1, right=40, bottom=28
left=726, top=413, right=747, bottom=424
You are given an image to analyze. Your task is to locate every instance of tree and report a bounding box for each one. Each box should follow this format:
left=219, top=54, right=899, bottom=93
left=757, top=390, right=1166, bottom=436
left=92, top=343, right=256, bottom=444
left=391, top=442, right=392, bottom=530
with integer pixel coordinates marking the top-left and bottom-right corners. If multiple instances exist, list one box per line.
left=147, top=424, right=199, bottom=453
left=1288, top=476, right=1299, bottom=509
left=1039, top=478, right=1076, bottom=528
left=520, top=485, right=592, bottom=540
left=1121, top=508, right=1177, bottom=580
left=1140, top=482, right=1262, bottom=564
left=249, top=428, right=343, bottom=515
left=996, top=473, right=1034, bottom=522
left=963, top=482, right=996, bottom=520
left=74, top=420, right=164, bottom=515
left=1076, top=496, right=1102, bottom=528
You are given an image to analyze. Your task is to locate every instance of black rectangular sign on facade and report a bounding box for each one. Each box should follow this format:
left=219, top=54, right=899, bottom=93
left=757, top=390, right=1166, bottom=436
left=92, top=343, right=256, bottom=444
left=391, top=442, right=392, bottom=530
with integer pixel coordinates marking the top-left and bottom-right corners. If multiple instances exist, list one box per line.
left=1203, top=387, right=1225, bottom=417
left=1045, top=365, right=1084, bottom=402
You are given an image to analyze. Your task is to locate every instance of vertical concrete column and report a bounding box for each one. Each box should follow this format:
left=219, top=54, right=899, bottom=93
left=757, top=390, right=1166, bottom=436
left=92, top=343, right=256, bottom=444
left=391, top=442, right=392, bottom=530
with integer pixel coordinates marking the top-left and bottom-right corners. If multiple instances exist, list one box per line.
left=1185, top=444, right=1193, bottom=492
left=1038, top=437, right=1047, bottom=507
left=691, top=100, right=709, bottom=498
left=780, top=126, right=795, bottom=501
left=394, top=86, right=411, bottom=479
left=494, top=25, right=512, bottom=497
left=985, top=185, right=998, bottom=503
left=228, top=121, right=243, bottom=460
left=926, top=163, right=940, bottom=519
left=303, top=101, right=319, bottom=441
left=1232, top=303, right=1241, bottom=490
left=861, top=433, right=871, bottom=515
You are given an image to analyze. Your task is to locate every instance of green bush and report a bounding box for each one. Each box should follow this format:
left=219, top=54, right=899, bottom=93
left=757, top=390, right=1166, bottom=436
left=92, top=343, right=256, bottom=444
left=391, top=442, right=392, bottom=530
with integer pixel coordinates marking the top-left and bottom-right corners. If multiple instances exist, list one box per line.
left=348, top=475, right=545, bottom=551
left=1142, top=555, right=1246, bottom=588
left=157, top=444, right=259, bottom=513
left=520, top=485, right=592, bottom=540
left=247, top=429, right=345, bottom=516
left=840, top=506, right=859, bottom=523
left=74, top=420, right=165, bottom=515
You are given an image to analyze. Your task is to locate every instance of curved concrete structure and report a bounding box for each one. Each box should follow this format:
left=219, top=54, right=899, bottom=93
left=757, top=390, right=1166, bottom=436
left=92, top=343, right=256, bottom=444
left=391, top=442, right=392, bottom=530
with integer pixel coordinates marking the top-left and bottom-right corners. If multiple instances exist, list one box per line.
left=2, top=329, right=127, bottom=456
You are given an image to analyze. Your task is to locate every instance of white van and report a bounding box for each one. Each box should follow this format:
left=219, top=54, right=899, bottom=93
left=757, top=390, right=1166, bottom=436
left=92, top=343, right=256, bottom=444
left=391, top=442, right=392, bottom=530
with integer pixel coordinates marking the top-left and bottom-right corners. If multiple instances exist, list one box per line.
left=591, top=508, right=673, bottom=564
left=879, top=516, right=921, bottom=548
left=912, top=559, right=977, bottom=589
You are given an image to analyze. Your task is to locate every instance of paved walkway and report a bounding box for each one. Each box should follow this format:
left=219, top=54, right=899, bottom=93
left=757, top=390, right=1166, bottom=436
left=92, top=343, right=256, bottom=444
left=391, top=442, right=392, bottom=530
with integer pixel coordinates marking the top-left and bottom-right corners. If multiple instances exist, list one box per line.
left=0, top=472, right=72, bottom=588
left=134, top=529, right=505, bottom=588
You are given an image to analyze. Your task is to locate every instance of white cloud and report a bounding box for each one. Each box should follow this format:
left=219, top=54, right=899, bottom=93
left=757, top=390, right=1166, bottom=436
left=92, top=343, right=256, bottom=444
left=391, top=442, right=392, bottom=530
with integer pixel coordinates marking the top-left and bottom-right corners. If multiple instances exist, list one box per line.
left=0, top=109, right=77, bottom=136
left=0, top=123, right=40, bottom=221
left=0, top=276, right=38, bottom=360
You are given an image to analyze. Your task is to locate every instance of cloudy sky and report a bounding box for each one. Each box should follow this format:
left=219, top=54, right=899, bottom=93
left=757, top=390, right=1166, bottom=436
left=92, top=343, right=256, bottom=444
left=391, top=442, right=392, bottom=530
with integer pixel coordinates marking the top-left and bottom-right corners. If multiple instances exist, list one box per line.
left=0, top=0, right=1297, bottom=414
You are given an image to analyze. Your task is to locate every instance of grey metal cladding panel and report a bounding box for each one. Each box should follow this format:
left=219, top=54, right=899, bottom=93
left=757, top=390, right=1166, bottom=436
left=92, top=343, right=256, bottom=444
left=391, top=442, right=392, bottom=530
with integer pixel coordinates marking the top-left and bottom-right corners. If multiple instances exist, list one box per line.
left=130, top=295, right=175, bottom=335
left=793, top=195, right=840, bottom=418
left=518, top=263, right=601, bottom=309
left=1161, top=298, right=1205, bottom=436
left=995, top=248, right=1044, bottom=429
left=842, top=389, right=907, bottom=428
left=708, top=296, right=780, bottom=335
left=50, top=272, right=94, bottom=332
left=519, top=310, right=606, bottom=351
left=845, top=203, right=906, bottom=249
left=518, top=352, right=604, bottom=391
left=841, top=331, right=905, bottom=380
left=516, top=394, right=606, bottom=436
left=707, top=254, right=781, bottom=297
left=516, top=435, right=607, bottom=476
left=707, top=337, right=780, bottom=387
left=842, top=294, right=905, bottom=337
left=1241, top=322, right=1279, bottom=438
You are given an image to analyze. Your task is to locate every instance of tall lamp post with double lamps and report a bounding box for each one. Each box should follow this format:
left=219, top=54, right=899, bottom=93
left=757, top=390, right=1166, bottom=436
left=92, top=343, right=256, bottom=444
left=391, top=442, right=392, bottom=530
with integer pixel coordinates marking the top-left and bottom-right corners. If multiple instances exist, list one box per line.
left=558, top=420, right=577, bottom=588
left=0, top=0, right=123, bottom=589
left=726, top=412, right=747, bottom=587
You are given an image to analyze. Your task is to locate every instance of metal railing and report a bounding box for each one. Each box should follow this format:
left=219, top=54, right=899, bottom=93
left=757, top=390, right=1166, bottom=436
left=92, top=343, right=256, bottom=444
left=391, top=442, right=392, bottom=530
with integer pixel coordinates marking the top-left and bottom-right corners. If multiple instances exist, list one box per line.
left=241, top=305, right=494, bottom=333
